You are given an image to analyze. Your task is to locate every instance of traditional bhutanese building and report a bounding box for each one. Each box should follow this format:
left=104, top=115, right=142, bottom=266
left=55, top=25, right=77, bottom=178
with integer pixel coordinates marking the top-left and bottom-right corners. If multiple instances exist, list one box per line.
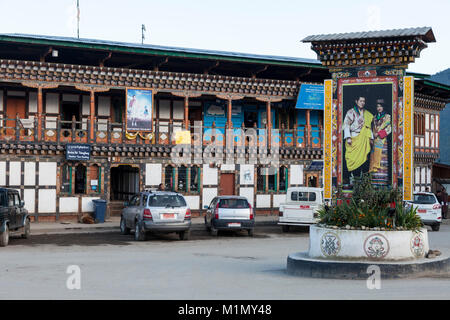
left=0, top=32, right=448, bottom=221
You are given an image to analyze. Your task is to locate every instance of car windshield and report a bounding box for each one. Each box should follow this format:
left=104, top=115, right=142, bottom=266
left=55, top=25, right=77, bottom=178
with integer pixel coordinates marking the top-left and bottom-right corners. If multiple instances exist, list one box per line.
left=0, top=192, right=6, bottom=207
left=148, top=195, right=187, bottom=207
left=413, top=194, right=436, bottom=205
left=291, top=191, right=316, bottom=202
left=218, top=199, right=249, bottom=209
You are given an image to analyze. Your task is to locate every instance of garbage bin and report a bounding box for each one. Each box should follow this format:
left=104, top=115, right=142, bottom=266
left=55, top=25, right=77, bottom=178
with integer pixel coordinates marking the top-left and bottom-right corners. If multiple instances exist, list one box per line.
left=92, top=199, right=107, bottom=223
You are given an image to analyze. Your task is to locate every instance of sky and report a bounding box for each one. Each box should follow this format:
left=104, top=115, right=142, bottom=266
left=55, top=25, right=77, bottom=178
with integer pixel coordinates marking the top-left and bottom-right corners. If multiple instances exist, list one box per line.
left=0, top=0, right=448, bottom=75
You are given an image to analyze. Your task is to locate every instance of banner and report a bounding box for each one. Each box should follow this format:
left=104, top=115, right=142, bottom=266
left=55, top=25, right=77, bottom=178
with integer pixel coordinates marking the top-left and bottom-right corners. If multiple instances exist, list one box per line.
left=403, top=76, right=414, bottom=201
left=126, top=88, right=153, bottom=132
left=323, top=80, right=333, bottom=200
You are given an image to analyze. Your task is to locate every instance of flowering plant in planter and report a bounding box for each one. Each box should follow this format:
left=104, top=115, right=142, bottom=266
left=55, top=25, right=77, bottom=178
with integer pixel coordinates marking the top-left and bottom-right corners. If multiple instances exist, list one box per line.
left=317, top=173, right=423, bottom=231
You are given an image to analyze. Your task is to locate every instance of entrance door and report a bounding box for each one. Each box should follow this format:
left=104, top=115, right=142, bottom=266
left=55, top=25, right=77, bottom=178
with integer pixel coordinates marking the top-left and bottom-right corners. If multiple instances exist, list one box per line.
left=6, top=98, right=26, bottom=135
left=306, top=174, right=318, bottom=187
left=110, top=165, right=140, bottom=201
left=219, top=173, right=235, bottom=196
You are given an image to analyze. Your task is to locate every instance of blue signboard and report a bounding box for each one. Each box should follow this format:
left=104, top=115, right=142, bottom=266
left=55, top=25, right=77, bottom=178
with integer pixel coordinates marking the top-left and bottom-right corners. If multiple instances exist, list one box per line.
left=66, top=144, right=91, bottom=161
left=295, top=84, right=324, bottom=110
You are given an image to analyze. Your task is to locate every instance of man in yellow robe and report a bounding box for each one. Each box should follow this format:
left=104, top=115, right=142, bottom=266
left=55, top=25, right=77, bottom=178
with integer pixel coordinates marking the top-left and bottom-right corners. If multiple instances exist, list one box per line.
left=343, top=96, right=374, bottom=179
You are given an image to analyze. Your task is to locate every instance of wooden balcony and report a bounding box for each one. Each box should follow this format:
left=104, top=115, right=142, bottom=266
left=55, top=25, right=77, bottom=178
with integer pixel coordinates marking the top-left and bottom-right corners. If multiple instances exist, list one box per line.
left=0, top=116, right=323, bottom=157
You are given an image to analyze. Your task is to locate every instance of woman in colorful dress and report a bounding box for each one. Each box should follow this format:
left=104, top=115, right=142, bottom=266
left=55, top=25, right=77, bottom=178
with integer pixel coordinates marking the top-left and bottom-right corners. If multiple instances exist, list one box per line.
left=369, top=99, right=391, bottom=187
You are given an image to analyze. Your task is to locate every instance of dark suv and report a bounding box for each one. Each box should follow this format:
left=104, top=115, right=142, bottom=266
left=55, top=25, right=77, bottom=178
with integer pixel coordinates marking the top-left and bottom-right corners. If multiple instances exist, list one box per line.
left=0, top=188, right=30, bottom=246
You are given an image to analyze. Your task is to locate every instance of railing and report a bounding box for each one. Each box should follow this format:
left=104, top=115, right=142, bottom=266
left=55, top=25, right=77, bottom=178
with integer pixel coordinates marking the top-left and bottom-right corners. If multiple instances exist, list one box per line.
left=0, top=116, right=323, bottom=149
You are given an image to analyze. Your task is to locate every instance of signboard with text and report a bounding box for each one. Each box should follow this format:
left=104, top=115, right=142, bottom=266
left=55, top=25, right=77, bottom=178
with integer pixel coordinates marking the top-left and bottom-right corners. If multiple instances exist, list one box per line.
left=66, top=144, right=91, bottom=161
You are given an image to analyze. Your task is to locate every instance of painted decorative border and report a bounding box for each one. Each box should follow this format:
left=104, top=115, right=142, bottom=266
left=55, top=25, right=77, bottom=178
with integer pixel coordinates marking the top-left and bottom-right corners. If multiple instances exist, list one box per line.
left=337, top=76, right=399, bottom=187
left=403, top=76, right=414, bottom=201
left=364, top=233, right=390, bottom=259
left=410, top=233, right=425, bottom=258
left=323, top=79, right=333, bottom=200
left=320, top=232, right=341, bottom=257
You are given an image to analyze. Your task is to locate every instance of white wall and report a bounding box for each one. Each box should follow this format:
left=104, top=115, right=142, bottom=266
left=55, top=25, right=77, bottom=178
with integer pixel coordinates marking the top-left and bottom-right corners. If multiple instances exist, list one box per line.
left=24, top=162, right=36, bottom=186
left=9, top=161, right=21, bottom=186
left=59, top=197, right=79, bottom=213
left=184, top=196, right=200, bottom=210
left=202, top=188, right=217, bottom=209
left=203, top=164, right=218, bottom=185
left=38, top=189, right=56, bottom=213
left=0, top=162, right=5, bottom=186
left=290, top=165, right=304, bottom=185
left=145, top=163, right=162, bottom=186
left=82, top=197, right=101, bottom=213
left=23, top=189, right=35, bottom=214
left=39, top=162, right=57, bottom=186
left=256, top=194, right=271, bottom=208
left=239, top=164, right=254, bottom=185
left=239, top=187, right=254, bottom=207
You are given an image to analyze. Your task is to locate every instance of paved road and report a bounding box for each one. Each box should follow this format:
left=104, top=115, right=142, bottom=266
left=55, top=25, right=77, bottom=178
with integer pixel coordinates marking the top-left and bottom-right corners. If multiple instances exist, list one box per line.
left=0, top=224, right=449, bottom=300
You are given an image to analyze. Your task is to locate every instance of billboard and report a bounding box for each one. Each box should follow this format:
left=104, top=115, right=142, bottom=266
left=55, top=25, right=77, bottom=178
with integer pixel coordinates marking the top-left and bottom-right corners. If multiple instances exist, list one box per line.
left=295, top=84, right=324, bottom=110
left=339, top=78, right=396, bottom=188
left=126, top=88, right=153, bottom=132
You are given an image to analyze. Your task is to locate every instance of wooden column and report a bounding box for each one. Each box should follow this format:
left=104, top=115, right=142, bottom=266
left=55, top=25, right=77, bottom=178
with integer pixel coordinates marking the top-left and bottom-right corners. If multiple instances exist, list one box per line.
left=170, top=91, right=202, bottom=130
left=227, top=99, right=233, bottom=129
left=256, top=96, right=283, bottom=149
left=21, top=81, right=59, bottom=141
left=90, top=90, right=95, bottom=141
left=184, top=96, right=189, bottom=129
left=75, top=85, right=110, bottom=142
left=306, top=109, right=311, bottom=146
left=37, top=87, right=43, bottom=141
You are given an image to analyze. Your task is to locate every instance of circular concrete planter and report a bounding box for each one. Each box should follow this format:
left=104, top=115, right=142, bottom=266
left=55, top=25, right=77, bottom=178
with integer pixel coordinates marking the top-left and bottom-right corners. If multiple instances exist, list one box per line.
left=309, top=225, right=429, bottom=261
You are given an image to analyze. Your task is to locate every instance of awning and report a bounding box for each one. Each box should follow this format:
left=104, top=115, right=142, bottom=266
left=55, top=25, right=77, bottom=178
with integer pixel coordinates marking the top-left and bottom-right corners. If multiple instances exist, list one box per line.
left=295, top=84, right=324, bottom=110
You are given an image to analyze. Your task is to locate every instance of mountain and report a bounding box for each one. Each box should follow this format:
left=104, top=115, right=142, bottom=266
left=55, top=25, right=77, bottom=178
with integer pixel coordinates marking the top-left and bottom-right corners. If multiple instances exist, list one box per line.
left=430, top=68, right=450, bottom=165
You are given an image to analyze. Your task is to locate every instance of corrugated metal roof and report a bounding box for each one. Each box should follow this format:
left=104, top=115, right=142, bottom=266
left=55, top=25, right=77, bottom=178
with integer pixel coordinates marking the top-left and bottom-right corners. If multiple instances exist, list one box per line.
left=302, top=27, right=435, bottom=43
left=0, top=33, right=322, bottom=67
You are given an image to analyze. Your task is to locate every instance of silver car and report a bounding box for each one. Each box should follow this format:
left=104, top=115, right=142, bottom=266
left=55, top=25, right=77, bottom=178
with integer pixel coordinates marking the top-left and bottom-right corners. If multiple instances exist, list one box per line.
left=120, top=191, right=191, bottom=241
left=204, top=196, right=255, bottom=236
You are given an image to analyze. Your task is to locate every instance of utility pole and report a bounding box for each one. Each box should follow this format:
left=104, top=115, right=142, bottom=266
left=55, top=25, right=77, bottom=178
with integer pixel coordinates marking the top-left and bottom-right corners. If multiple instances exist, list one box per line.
left=77, top=0, right=80, bottom=38
left=141, top=24, right=146, bottom=44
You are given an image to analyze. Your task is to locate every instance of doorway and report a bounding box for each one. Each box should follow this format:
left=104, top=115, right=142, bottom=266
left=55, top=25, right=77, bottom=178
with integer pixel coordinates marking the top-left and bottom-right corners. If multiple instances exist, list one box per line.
left=110, top=165, right=140, bottom=201
left=6, top=98, right=26, bottom=135
left=219, top=173, right=235, bottom=196
left=61, top=101, right=81, bottom=129
left=306, top=174, right=319, bottom=187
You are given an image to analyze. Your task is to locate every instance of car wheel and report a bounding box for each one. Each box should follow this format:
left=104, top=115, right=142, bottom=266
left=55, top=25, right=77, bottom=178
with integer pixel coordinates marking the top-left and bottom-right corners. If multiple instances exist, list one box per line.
left=0, top=225, right=9, bottom=247
left=22, top=218, right=31, bottom=239
left=248, top=229, right=254, bottom=237
left=179, top=230, right=190, bottom=240
left=134, top=221, right=146, bottom=241
left=282, top=225, right=290, bottom=233
left=120, top=216, right=130, bottom=235
left=431, top=224, right=440, bottom=232
left=210, top=222, right=218, bottom=237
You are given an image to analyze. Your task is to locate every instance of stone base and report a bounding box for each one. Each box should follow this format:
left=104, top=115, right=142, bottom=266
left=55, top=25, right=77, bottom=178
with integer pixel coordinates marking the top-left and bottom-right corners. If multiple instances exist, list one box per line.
left=287, top=251, right=450, bottom=279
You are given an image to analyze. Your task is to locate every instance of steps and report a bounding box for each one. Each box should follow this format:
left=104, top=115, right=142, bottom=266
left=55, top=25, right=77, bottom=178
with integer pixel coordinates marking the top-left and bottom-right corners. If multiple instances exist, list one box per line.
left=109, top=201, right=125, bottom=217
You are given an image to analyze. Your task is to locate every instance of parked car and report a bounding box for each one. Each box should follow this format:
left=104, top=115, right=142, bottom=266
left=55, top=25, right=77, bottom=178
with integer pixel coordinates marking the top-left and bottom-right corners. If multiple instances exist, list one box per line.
left=405, top=192, right=442, bottom=231
left=204, top=196, right=254, bottom=236
left=120, top=191, right=191, bottom=241
left=278, top=187, right=323, bottom=232
left=0, top=188, right=31, bottom=247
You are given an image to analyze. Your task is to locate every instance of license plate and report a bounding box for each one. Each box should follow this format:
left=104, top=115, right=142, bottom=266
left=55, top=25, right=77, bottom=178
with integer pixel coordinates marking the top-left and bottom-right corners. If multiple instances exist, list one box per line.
left=162, top=213, right=175, bottom=219
left=228, top=223, right=241, bottom=227
left=418, top=209, right=427, bottom=214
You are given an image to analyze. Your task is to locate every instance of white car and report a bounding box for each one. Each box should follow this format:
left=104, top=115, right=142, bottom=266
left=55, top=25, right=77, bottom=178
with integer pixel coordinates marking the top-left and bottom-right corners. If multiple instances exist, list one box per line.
left=278, top=187, right=323, bottom=232
left=406, top=192, right=442, bottom=231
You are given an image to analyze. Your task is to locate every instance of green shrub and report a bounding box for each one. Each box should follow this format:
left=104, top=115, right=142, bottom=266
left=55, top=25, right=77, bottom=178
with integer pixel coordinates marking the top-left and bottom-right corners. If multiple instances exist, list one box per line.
left=317, top=173, right=423, bottom=231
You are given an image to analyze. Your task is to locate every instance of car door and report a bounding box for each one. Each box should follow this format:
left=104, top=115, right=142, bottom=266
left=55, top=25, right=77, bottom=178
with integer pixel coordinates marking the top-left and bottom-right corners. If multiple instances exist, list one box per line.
left=14, top=192, right=24, bottom=227
left=207, top=198, right=217, bottom=226
left=124, top=195, right=139, bottom=228
left=7, top=192, right=17, bottom=229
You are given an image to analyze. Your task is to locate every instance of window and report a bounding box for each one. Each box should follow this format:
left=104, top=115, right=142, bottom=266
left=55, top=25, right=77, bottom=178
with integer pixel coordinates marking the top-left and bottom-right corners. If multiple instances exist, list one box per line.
left=129, top=195, right=140, bottom=206
left=257, top=167, right=265, bottom=192
left=413, top=194, right=437, bottom=205
left=0, top=191, right=6, bottom=207
left=165, top=165, right=174, bottom=191
left=148, top=194, right=187, bottom=207
left=291, top=191, right=316, bottom=202
left=218, top=198, right=250, bottom=208
left=90, top=164, right=101, bottom=193
left=142, top=194, right=149, bottom=206
left=75, top=164, right=86, bottom=194
left=268, top=167, right=277, bottom=192
left=61, top=164, right=72, bottom=194
left=8, top=193, right=14, bottom=207
left=178, top=166, right=187, bottom=192
left=190, top=166, right=200, bottom=193
left=279, top=166, right=288, bottom=192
